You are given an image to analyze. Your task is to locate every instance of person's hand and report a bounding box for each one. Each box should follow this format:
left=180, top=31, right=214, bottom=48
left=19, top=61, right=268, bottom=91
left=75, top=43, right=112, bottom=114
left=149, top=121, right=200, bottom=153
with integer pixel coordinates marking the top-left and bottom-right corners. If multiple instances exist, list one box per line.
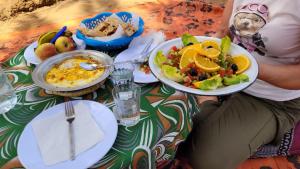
left=196, top=96, right=218, bottom=104
left=257, top=62, right=265, bottom=80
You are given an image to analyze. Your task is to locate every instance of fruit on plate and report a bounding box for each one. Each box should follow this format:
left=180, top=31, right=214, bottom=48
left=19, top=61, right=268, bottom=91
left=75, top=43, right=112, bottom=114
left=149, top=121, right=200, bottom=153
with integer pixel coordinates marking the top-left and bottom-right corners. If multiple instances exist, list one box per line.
left=201, top=40, right=221, bottom=59
left=232, top=55, right=250, bottom=74
left=55, top=36, right=76, bottom=53
left=179, top=43, right=203, bottom=55
left=193, top=55, right=220, bottom=72
left=204, top=47, right=221, bottom=59
left=161, top=65, right=184, bottom=82
left=179, top=49, right=198, bottom=69
left=34, top=27, right=77, bottom=61
left=38, top=31, right=57, bottom=46
left=154, top=34, right=251, bottom=91
left=38, top=30, right=73, bottom=46
left=35, top=43, right=58, bottom=61
left=201, top=40, right=220, bottom=50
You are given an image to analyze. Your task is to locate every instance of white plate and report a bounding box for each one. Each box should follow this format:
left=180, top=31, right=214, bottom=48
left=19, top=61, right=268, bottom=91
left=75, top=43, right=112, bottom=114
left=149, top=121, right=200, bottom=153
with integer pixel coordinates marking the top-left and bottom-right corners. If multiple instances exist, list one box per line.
left=133, top=67, right=158, bottom=83
left=17, top=100, right=118, bottom=169
left=114, top=46, right=158, bottom=84
left=24, top=35, right=86, bottom=65
left=148, top=36, right=259, bottom=96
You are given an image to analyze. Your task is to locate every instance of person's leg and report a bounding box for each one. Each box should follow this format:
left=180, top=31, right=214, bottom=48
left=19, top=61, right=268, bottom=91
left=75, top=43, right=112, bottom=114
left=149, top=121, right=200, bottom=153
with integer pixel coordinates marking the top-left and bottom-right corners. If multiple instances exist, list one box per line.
left=186, top=93, right=277, bottom=169
left=175, top=99, right=221, bottom=159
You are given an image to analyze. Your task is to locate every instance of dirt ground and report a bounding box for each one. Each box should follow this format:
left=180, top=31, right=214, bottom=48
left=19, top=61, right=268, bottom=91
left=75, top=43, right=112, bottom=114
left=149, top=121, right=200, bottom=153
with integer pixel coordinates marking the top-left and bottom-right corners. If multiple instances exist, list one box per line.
left=0, top=0, right=65, bottom=21
left=0, top=0, right=226, bottom=62
left=0, top=0, right=156, bottom=61
left=0, top=0, right=164, bottom=41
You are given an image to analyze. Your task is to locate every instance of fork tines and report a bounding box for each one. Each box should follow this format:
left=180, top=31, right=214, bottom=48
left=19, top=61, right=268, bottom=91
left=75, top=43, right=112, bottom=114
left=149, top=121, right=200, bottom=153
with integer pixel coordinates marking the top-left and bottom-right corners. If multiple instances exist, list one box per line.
left=65, top=101, right=75, bottom=120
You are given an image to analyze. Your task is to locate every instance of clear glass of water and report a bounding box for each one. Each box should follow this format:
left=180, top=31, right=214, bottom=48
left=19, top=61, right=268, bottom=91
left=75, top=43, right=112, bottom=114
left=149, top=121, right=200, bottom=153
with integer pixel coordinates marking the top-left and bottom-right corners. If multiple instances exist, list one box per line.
left=112, top=83, right=141, bottom=126
left=0, top=67, right=17, bottom=114
left=110, top=61, right=134, bottom=85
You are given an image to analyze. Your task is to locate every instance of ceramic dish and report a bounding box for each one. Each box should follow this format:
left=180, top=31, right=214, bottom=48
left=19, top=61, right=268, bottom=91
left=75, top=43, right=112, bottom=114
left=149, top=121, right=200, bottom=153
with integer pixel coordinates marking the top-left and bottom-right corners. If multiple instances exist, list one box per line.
left=24, top=34, right=86, bottom=65
left=18, top=100, right=118, bottom=169
left=148, top=36, right=259, bottom=96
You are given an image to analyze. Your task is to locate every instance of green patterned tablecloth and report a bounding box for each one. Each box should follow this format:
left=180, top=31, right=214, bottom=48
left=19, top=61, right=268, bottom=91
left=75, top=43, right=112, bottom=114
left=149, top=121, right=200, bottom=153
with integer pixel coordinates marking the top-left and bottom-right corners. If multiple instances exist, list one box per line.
left=0, top=49, right=199, bottom=169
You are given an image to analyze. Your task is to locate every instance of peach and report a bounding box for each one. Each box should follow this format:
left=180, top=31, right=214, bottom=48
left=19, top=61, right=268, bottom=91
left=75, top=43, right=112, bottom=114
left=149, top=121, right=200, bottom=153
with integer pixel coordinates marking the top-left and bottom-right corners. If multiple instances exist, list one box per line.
left=35, top=43, right=57, bottom=61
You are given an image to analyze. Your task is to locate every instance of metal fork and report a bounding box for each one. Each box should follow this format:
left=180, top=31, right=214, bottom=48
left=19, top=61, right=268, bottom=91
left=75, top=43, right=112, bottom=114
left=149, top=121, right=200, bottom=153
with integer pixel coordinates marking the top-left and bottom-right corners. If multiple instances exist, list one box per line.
left=133, top=38, right=154, bottom=63
left=65, top=101, right=76, bottom=160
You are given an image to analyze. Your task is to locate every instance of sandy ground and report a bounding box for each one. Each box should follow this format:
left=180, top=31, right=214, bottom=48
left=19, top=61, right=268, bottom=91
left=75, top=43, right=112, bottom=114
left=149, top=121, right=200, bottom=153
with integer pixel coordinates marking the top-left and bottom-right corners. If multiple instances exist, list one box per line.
left=0, top=0, right=226, bottom=62
left=0, top=0, right=159, bottom=41
left=0, top=0, right=160, bottom=61
left=0, top=0, right=65, bottom=21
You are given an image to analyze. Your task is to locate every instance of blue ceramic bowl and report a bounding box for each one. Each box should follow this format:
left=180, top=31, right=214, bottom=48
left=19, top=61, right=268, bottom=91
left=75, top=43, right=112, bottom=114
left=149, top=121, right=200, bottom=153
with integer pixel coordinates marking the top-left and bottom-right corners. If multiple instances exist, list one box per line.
left=76, top=11, right=144, bottom=50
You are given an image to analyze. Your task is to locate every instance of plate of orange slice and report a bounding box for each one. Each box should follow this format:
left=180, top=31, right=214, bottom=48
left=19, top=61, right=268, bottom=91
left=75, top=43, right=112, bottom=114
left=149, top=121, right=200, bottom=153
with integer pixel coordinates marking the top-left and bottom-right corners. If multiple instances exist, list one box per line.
left=148, top=34, right=258, bottom=95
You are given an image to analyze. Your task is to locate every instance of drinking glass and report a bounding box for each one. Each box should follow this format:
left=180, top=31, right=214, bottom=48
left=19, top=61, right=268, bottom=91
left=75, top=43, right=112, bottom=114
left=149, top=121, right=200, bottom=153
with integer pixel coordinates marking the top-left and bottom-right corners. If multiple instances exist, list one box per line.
left=112, top=83, right=141, bottom=126
left=0, top=67, right=17, bottom=114
left=110, top=61, right=134, bottom=85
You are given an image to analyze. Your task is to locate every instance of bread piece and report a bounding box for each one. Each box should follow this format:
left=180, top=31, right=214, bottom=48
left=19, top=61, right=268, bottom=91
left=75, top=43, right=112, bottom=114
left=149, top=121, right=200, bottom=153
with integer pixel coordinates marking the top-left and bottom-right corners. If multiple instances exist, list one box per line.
left=80, top=17, right=121, bottom=37
left=122, top=23, right=137, bottom=36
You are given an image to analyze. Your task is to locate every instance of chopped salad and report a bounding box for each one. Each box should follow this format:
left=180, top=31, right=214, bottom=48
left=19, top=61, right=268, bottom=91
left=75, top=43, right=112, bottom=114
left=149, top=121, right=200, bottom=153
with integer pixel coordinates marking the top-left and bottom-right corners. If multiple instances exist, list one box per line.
left=154, top=34, right=250, bottom=90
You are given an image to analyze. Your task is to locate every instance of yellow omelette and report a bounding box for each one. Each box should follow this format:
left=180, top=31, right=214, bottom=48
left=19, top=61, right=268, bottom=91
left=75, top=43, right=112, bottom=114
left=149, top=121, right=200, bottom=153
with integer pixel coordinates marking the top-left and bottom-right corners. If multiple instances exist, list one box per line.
left=45, top=56, right=104, bottom=88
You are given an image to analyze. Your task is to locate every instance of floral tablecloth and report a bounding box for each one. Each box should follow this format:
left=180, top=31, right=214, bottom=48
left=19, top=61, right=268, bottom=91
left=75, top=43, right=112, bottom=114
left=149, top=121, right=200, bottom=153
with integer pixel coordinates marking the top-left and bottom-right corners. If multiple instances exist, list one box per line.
left=0, top=49, right=200, bottom=169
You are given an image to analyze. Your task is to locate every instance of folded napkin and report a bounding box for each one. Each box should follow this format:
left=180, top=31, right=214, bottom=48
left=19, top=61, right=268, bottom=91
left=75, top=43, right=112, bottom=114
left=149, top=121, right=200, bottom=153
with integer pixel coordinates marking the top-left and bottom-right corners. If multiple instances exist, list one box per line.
left=115, top=31, right=166, bottom=63
left=114, top=31, right=165, bottom=83
left=32, top=102, right=104, bottom=166
left=72, top=34, right=86, bottom=50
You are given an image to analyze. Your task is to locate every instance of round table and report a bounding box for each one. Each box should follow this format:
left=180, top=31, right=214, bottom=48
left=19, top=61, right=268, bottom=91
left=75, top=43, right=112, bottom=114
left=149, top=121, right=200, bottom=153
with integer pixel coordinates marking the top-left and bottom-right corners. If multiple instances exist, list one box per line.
left=0, top=48, right=200, bottom=169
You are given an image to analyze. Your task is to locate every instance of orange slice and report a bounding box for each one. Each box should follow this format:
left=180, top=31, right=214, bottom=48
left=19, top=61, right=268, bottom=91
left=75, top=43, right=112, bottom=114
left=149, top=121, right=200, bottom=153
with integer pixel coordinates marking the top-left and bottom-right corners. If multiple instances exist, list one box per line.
left=179, top=49, right=198, bottom=69
left=201, top=40, right=220, bottom=50
left=193, top=55, right=220, bottom=72
left=232, top=55, right=250, bottom=74
left=201, top=40, right=221, bottom=59
left=179, top=44, right=204, bottom=55
left=193, top=81, right=202, bottom=89
left=204, top=48, right=221, bottom=59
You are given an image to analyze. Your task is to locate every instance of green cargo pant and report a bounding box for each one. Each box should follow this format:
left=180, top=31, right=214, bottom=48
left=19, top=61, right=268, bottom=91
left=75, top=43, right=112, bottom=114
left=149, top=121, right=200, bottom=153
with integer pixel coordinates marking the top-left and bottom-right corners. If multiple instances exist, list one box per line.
left=182, top=92, right=300, bottom=169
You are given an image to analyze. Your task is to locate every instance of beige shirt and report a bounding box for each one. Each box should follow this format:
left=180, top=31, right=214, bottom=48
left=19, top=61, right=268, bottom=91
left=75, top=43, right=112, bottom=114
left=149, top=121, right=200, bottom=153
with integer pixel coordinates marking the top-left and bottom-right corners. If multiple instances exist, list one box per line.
left=229, top=0, right=300, bottom=101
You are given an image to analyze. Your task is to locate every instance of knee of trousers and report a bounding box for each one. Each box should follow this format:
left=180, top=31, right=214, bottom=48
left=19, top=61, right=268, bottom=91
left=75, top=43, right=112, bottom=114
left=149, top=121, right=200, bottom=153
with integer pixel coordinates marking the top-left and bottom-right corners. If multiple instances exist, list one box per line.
left=190, top=153, right=232, bottom=169
left=187, top=123, right=247, bottom=169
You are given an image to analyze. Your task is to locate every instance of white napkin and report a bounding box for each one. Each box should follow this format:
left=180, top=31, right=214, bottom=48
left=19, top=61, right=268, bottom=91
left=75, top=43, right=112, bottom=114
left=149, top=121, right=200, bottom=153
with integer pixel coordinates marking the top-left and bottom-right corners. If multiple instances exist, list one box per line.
left=72, top=34, right=86, bottom=50
left=114, top=31, right=165, bottom=83
left=115, top=31, right=166, bottom=63
left=32, top=102, right=104, bottom=166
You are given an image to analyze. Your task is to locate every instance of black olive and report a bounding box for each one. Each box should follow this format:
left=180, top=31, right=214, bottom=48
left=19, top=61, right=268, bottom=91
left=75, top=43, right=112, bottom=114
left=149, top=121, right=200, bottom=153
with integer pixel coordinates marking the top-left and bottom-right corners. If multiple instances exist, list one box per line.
left=231, top=64, right=238, bottom=72
left=189, top=68, right=198, bottom=76
left=198, top=74, right=208, bottom=81
left=186, top=42, right=194, bottom=46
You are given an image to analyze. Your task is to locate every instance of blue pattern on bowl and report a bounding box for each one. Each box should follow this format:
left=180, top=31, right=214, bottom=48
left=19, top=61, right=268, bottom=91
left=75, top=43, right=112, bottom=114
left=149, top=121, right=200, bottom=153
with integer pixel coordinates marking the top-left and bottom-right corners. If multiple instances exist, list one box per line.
left=76, top=11, right=144, bottom=50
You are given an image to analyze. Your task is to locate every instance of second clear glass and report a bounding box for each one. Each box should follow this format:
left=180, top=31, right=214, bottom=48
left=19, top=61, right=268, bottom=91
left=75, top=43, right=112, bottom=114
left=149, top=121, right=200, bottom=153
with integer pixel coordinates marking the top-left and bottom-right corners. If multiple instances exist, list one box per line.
left=0, top=66, right=17, bottom=114
left=112, top=83, right=141, bottom=126
left=110, top=61, right=134, bottom=86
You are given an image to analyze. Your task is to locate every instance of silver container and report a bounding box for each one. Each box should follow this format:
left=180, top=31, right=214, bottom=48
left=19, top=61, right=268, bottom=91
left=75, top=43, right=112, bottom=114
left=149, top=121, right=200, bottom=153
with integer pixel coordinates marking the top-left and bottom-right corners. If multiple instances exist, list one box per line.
left=32, top=50, right=113, bottom=92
